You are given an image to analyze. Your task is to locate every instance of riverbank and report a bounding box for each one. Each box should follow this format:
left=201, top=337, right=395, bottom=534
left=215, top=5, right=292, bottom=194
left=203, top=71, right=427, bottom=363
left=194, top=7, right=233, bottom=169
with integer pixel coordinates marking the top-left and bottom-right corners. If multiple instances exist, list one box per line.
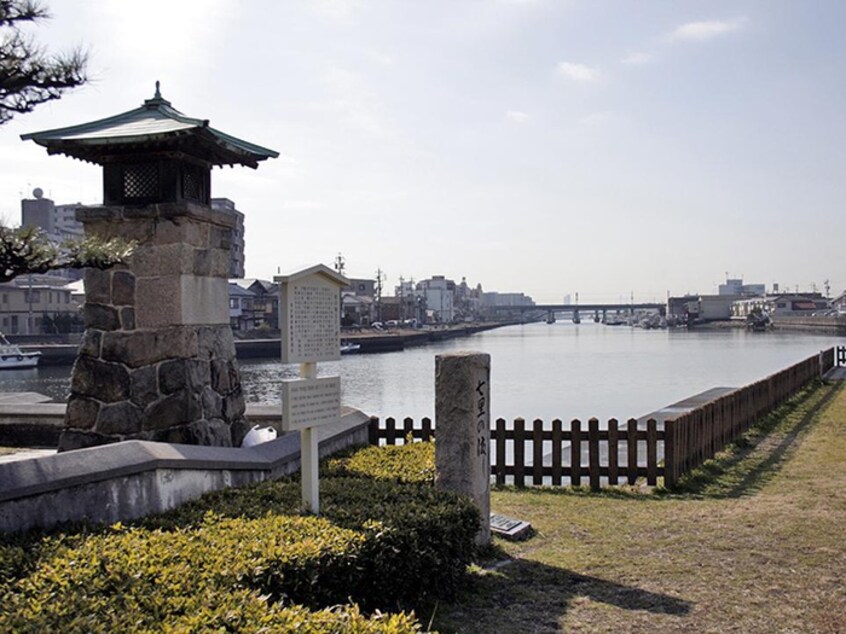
left=434, top=380, right=846, bottom=633
left=689, top=315, right=846, bottom=336
left=17, top=321, right=516, bottom=366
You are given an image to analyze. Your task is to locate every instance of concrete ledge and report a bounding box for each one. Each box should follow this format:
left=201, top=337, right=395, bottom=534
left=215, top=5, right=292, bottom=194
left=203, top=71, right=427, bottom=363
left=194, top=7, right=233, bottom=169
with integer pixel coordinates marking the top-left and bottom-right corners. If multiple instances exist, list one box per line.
left=0, top=403, right=293, bottom=448
left=0, top=408, right=369, bottom=534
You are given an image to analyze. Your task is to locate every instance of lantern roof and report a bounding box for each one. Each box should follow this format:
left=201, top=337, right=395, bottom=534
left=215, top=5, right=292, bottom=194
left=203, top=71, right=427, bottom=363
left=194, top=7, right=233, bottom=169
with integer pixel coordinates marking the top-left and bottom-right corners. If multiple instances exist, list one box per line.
left=20, top=82, right=279, bottom=168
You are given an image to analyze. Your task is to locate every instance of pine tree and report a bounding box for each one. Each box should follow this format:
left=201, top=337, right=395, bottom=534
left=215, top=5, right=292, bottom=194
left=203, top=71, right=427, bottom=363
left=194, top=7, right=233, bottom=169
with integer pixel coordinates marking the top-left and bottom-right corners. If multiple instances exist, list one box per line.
left=0, top=225, right=134, bottom=283
left=0, top=0, right=86, bottom=125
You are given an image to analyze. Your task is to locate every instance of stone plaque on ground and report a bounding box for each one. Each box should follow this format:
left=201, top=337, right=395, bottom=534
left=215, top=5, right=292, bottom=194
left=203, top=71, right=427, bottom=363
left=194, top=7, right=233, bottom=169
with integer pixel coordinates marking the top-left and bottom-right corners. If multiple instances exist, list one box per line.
left=490, top=513, right=532, bottom=541
left=281, top=377, right=341, bottom=431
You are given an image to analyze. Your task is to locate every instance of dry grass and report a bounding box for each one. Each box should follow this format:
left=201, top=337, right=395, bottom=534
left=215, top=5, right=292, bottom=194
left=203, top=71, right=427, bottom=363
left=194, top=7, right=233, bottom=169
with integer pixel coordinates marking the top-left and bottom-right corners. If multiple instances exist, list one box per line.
left=431, top=381, right=846, bottom=633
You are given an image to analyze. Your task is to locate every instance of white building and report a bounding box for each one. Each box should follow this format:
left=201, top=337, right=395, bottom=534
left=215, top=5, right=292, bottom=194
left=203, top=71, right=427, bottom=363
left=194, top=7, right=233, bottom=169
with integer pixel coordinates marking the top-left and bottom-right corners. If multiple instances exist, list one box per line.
left=718, top=278, right=766, bottom=297
left=21, top=188, right=85, bottom=239
left=417, top=275, right=456, bottom=323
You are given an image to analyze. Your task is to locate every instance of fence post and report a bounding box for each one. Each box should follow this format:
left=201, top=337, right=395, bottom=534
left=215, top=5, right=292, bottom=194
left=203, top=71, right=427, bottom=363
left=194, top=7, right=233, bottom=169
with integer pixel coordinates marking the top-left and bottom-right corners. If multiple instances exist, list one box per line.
left=646, top=418, right=657, bottom=486
left=608, top=419, right=619, bottom=486
left=514, top=418, right=526, bottom=488
left=664, top=419, right=677, bottom=489
left=588, top=417, right=600, bottom=491
left=626, top=418, right=638, bottom=485
left=368, top=416, right=380, bottom=446
left=386, top=417, right=397, bottom=445
left=551, top=419, right=563, bottom=486
left=571, top=419, right=582, bottom=487
left=531, top=419, right=543, bottom=485
left=422, top=417, right=433, bottom=442
left=495, top=418, right=506, bottom=486
left=434, top=351, right=492, bottom=546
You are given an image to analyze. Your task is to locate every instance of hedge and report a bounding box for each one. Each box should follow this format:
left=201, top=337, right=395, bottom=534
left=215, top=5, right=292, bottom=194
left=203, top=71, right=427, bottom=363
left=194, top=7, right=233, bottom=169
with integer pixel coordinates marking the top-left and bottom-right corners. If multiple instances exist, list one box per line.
left=324, top=440, right=435, bottom=484
left=0, top=441, right=477, bottom=631
left=141, top=475, right=479, bottom=609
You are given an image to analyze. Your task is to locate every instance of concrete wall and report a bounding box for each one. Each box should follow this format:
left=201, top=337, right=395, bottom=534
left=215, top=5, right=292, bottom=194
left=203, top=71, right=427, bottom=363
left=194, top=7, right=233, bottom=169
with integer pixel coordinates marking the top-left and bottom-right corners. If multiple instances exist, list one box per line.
left=0, top=408, right=370, bottom=534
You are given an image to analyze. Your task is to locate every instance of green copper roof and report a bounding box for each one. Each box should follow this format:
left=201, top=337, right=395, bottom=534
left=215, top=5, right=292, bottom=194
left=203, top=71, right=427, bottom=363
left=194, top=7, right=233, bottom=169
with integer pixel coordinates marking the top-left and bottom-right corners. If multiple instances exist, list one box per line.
left=21, top=82, right=279, bottom=168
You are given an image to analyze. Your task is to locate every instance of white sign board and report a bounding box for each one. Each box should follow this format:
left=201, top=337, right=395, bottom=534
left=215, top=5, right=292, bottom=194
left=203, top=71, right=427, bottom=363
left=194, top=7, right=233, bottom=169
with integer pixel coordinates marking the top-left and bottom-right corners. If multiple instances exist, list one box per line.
left=281, top=376, right=341, bottom=431
left=279, top=271, right=342, bottom=364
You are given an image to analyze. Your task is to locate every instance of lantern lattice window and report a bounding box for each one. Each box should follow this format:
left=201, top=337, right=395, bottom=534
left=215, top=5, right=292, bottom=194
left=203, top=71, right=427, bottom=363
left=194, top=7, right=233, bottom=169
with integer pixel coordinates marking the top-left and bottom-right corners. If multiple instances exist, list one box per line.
left=123, top=163, right=160, bottom=199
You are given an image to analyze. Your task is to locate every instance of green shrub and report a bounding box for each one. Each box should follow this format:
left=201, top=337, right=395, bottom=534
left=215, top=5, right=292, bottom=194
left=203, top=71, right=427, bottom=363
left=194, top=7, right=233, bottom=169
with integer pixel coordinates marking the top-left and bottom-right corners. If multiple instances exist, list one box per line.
left=1, top=442, right=477, bottom=630
left=0, top=514, right=423, bottom=632
left=141, top=475, right=479, bottom=610
left=325, top=440, right=435, bottom=484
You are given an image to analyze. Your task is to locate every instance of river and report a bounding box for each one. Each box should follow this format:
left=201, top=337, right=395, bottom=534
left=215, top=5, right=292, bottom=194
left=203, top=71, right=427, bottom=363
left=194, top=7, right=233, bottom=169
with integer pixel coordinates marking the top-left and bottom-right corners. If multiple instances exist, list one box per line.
left=5, top=323, right=838, bottom=424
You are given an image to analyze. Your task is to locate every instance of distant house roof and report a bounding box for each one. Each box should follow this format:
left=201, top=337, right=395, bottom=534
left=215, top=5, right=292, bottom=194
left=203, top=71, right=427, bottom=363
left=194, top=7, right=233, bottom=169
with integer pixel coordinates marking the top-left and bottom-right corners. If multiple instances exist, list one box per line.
left=21, top=83, right=279, bottom=169
left=228, top=283, right=254, bottom=298
left=231, top=278, right=277, bottom=294
left=342, top=294, right=373, bottom=306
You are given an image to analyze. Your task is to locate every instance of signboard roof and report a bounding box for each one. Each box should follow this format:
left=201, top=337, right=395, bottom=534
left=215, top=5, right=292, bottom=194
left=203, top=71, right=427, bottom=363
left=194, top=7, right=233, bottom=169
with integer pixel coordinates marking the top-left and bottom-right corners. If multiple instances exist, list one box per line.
left=274, top=263, right=349, bottom=287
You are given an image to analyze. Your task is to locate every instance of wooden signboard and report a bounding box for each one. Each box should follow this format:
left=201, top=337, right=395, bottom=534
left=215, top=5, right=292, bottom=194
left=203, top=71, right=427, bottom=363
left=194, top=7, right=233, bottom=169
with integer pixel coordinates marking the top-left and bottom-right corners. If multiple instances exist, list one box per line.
left=276, top=265, right=348, bottom=364
left=281, top=377, right=341, bottom=432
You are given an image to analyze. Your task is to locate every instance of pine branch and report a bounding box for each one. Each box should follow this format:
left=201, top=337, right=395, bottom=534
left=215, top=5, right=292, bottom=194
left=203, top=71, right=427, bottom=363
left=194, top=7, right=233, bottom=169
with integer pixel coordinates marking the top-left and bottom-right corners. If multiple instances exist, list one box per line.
left=0, top=0, right=86, bottom=124
left=0, top=226, right=135, bottom=282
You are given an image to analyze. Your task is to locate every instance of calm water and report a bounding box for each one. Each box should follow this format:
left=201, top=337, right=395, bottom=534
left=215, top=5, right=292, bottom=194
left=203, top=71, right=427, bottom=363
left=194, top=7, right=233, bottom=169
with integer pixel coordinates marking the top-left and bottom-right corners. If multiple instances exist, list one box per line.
left=3, top=324, right=841, bottom=422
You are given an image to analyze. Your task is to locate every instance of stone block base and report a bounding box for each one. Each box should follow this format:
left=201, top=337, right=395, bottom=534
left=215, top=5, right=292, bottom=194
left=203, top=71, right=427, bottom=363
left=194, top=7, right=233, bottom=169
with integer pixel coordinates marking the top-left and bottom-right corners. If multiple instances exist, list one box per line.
left=59, top=324, right=247, bottom=452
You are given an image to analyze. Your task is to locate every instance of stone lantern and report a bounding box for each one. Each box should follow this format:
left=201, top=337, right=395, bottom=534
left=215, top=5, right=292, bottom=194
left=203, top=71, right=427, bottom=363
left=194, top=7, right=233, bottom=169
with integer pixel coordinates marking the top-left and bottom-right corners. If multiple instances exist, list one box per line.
left=22, top=83, right=278, bottom=451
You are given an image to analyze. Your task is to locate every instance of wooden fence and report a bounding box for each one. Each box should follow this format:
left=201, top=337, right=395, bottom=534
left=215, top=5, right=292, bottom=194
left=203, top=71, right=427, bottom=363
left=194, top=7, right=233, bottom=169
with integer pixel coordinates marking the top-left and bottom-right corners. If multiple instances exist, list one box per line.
left=368, top=347, right=838, bottom=490
left=662, top=347, right=837, bottom=487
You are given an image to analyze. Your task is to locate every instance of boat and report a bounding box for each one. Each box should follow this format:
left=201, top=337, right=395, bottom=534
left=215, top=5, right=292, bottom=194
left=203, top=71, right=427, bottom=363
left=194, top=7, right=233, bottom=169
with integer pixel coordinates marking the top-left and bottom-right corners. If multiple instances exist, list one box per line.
left=0, top=334, right=41, bottom=369
left=340, top=342, right=361, bottom=354
left=745, top=311, right=772, bottom=332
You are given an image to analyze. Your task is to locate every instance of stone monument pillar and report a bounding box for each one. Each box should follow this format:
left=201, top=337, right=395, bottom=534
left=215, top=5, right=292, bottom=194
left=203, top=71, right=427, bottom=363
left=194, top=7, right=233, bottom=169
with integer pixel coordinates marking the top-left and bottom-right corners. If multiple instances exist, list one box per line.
left=21, top=85, right=278, bottom=450
left=435, top=351, right=492, bottom=546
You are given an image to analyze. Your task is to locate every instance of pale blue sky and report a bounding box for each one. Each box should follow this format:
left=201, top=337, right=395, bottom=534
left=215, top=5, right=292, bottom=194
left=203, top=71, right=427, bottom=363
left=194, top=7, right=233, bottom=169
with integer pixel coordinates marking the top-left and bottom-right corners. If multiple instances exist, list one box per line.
left=1, top=1, right=844, bottom=302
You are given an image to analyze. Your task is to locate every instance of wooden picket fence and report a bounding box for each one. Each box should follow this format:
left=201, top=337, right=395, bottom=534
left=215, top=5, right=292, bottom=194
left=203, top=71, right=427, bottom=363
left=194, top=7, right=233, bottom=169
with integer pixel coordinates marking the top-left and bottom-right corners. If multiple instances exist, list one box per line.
left=368, top=347, right=838, bottom=490
left=369, top=415, right=664, bottom=489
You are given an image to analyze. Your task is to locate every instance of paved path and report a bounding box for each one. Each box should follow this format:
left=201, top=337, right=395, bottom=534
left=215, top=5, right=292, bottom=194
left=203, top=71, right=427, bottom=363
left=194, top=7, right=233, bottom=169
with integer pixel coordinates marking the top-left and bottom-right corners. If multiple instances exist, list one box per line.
left=825, top=366, right=846, bottom=380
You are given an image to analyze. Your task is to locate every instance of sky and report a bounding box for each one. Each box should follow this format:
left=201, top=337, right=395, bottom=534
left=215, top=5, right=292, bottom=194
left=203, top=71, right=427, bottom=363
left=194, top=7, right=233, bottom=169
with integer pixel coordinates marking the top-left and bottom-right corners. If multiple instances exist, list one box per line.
left=1, top=0, right=845, bottom=303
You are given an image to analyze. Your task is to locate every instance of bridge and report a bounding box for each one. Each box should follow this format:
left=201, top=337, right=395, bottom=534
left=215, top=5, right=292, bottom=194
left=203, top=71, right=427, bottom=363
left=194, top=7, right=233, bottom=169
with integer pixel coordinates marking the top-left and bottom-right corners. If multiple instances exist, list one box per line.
left=490, top=302, right=666, bottom=323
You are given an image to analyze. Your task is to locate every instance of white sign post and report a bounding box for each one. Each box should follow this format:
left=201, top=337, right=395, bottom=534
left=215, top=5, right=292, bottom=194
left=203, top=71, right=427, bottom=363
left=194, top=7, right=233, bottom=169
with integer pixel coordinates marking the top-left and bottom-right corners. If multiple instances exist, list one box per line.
left=275, top=264, right=349, bottom=514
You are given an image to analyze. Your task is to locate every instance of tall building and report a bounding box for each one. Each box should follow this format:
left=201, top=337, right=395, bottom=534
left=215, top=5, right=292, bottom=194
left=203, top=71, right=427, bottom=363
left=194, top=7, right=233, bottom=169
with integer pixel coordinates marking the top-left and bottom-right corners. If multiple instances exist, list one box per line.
left=21, top=188, right=85, bottom=238
left=210, top=198, right=246, bottom=278
left=20, top=188, right=86, bottom=280
left=718, top=278, right=766, bottom=297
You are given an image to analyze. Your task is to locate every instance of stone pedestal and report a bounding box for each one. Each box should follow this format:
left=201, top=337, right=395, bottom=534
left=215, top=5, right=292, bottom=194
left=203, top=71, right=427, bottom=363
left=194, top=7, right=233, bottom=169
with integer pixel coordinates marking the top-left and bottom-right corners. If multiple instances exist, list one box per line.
left=59, top=202, right=248, bottom=451
left=434, top=351, right=491, bottom=546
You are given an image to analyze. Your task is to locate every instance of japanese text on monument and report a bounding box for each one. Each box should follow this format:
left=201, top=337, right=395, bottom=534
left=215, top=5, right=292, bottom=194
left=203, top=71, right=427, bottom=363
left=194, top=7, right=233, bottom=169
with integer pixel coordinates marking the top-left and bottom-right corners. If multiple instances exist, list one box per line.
left=287, top=283, right=339, bottom=362
left=282, top=377, right=341, bottom=431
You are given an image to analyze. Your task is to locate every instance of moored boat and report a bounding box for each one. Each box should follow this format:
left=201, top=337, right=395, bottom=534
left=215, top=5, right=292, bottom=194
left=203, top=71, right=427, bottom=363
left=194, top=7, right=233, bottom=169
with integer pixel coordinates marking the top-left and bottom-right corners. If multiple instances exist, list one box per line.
left=0, top=334, right=41, bottom=369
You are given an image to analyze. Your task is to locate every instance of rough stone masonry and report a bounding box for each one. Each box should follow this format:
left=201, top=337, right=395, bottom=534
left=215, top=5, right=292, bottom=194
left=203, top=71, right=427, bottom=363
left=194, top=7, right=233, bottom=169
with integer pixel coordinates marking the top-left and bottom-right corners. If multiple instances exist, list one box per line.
left=59, top=202, right=249, bottom=451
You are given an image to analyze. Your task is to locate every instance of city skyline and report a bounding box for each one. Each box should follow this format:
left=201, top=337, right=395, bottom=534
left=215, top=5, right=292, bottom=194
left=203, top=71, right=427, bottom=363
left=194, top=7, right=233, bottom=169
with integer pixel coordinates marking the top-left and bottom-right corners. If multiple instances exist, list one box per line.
left=1, top=0, right=844, bottom=303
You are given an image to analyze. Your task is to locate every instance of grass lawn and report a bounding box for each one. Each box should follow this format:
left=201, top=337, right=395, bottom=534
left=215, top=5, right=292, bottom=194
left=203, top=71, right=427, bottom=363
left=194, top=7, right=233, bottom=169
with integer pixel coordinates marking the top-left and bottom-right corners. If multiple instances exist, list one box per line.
left=432, top=381, right=846, bottom=633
